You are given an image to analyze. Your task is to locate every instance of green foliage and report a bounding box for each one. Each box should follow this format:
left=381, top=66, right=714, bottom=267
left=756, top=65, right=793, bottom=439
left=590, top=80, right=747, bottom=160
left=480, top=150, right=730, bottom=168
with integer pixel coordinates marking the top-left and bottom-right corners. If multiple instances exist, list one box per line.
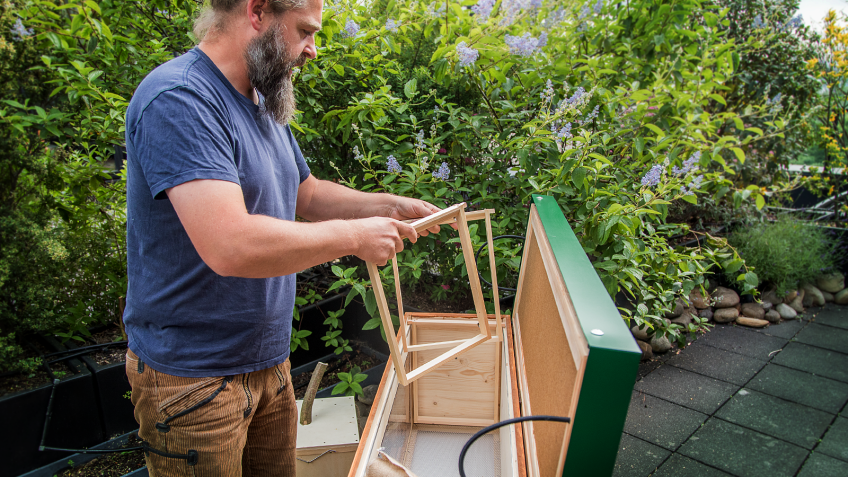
left=729, top=218, right=839, bottom=296
left=0, top=332, right=41, bottom=374
left=0, top=0, right=809, bottom=359
left=332, top=365, right=367, bottom=397
left=292, top=0, right=781, bottom=342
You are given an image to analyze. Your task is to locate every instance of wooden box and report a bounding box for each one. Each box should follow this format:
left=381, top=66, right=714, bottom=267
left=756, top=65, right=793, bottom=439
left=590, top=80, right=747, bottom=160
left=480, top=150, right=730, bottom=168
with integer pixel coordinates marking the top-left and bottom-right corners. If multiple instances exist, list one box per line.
left=296, top=396, right=360, bottom=477
left=349, top=195, right=641, bottom=477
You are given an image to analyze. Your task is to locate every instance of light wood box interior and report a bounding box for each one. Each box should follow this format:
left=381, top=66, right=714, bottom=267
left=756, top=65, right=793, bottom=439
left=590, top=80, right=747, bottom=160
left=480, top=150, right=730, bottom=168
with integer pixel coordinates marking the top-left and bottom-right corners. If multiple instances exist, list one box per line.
left=350, top=207, right=590, bottom=477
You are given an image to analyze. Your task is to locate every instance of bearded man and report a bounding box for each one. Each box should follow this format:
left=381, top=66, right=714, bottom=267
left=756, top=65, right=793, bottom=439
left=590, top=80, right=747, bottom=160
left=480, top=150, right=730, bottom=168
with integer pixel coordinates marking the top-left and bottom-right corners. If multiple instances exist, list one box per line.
left=123, top=0, right=440, bottom=474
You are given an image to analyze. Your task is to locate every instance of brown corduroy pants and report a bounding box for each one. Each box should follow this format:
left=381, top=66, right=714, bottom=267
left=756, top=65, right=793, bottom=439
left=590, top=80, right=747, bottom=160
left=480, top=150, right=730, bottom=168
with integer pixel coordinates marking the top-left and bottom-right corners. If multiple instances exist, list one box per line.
left=125, top=350, right=298, bottom=476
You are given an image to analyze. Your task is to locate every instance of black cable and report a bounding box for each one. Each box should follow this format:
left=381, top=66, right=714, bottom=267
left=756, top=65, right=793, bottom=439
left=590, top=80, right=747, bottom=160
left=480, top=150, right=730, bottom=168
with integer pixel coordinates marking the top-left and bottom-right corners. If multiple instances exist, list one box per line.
left=41, top=340, right=128, bottom=359
left=458, top=415, right=571, bottom=477
left=41, top=445, right=144, bottom=454
left=474, top=235, right=525, bottom=293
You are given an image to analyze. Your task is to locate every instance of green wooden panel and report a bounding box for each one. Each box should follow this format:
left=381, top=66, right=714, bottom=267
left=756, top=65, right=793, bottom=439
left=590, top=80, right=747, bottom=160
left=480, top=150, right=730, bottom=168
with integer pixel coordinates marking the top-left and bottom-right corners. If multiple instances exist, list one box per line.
left=531, top=195, right=640, bottom=477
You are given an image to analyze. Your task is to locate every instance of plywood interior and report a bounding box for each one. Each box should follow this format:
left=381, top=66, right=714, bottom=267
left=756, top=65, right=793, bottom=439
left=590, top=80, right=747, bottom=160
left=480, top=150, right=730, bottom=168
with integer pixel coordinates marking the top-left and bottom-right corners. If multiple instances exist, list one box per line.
left=512, top=211, right=588, bottom=477
left=412, top=317, right=499, bottom=426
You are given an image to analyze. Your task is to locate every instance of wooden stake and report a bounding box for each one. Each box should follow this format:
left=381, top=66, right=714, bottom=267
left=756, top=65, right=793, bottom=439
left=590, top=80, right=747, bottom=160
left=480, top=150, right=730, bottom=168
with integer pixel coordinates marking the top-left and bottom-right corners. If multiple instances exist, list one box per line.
left=456, top=207, right=490, bottom=336
left=392, top=258, right=408, bottom=353
left=299, top=362, right=328, bottom=425
left=366, top=261, right=409, bottom=386
left=485, top=211, right=502, bottom=338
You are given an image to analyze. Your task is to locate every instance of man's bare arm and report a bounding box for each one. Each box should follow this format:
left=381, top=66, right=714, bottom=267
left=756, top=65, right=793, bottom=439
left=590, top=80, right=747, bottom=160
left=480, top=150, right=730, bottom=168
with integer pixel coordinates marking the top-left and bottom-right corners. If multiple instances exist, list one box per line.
left=166, top=178, right=419, bottom=278
left=296, top=175, right=443, bottom=232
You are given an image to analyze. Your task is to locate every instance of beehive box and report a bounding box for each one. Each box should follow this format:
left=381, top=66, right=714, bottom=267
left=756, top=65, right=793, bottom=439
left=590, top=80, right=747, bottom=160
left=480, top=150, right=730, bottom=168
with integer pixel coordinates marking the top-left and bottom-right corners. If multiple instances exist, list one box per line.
left=348, top=195, right=641, bottom=477
left=296, top=396, right=360, bottom=477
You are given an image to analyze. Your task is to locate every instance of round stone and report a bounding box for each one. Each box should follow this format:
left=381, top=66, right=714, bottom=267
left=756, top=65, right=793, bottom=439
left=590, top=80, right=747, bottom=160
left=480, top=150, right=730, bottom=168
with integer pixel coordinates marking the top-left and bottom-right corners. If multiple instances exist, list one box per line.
left=776, top=303, right=798, bottom=319
left=740, top=303, right=765, bottom=320
left=817, top=272, right=845, bottom=294
left=736, top=317, right=769, bottom=328
left=713, top=287, right=740, bottom=308
left=713, top=307, right=739, bottom=323
left=650, top=334, right=672, bottom=353
left=835, top=288, right=848, bottom=305
left=765, top=309, right=781, bottom=323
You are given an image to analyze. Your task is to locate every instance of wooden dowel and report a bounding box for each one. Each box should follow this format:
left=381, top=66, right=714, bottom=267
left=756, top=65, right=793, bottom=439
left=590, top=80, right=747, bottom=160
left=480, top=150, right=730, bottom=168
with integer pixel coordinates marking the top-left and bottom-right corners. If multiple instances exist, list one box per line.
left=366, top=261, right=409, bottom=386
left=405, top=333, right=491, bottom=383
left=456, top=207, right=490, bottom=336
left=409, top=203, right=465, bottom=233
left=391, top=258, right=407, bottom=353
left=485, top=211, right=503, bottom=338
left=299, top=361, right=328, bottom=425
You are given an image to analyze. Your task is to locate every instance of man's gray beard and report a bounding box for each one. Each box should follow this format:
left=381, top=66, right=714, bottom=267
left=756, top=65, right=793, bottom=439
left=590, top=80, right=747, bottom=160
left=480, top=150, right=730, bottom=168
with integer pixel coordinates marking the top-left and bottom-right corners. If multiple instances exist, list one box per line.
left=244, top=23, right=305, bottom=125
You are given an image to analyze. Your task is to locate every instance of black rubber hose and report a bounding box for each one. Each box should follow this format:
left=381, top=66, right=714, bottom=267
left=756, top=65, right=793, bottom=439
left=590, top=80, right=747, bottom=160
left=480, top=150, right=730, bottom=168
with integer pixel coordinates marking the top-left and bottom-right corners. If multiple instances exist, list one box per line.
left=474, top=235, right=525, bottom=293
left=41, top=445, right=144, bottom=454
left=458, top=415, right=571, bottom=477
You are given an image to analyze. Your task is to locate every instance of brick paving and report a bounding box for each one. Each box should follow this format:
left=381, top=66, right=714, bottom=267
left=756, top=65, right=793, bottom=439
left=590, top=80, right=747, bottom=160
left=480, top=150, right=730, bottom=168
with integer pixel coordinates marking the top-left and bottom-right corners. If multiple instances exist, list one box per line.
left=614, top=303, right=848, bottom=477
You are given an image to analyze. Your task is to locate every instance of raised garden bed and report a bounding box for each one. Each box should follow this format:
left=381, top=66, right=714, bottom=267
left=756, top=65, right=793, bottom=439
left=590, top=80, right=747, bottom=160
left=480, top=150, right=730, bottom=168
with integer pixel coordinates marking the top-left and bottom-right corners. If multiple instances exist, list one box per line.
left=1, top=338, right=103, bottom=477
left=291, top=344, right=388, bottom=400
left=21, top=430, right=145, bottom=477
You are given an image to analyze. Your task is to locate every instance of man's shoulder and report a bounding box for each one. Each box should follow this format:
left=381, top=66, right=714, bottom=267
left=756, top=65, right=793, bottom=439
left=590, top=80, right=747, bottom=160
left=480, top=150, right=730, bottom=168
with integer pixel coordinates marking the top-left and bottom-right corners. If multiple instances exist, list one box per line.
left=127, top=49, right=225, bottom=131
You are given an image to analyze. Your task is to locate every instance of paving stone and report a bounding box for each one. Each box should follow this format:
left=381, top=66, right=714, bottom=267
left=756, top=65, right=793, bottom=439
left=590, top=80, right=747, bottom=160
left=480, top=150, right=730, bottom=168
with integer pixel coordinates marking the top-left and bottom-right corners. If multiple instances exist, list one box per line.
left=613, top=434, right=670, bottom=477
left=810, top=304, right=848, bottom=330
left=794, top=323, right=848, bottom=354
left=714, top=388, right=833, bottom=449
left=817, top=416, right=848, bottom=462
left=650, top=454, right=732, bottom=477
left=637, top=359, right=664, bottom=380
left=746, top=364, right=848, bottom=414
left=624, top=392, right=708, bottom=451
left=797, top=452, right=848, bottom=477
left=666, top=341, right=767, bottom=385
left=634, top=365, right=738, bottom=414
left=697, top=324, right=787, bottom=360
left=678, top=418, right=808, bottom=477
left=772, top=342, right=848, bottom=383
left=755, top=318, right=807, bottom=339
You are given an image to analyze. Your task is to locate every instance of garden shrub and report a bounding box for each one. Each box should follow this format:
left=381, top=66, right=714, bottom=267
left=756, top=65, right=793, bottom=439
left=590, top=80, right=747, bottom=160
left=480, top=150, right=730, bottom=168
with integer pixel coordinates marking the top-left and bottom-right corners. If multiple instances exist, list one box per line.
left=729, top=218, right=840, bottom=296
left=0, top=0, right=816, bottom=355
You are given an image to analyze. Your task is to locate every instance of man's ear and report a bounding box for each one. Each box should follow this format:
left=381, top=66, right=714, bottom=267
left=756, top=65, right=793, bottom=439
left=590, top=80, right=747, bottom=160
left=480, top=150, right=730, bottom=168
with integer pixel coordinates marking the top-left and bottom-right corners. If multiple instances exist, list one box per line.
left=246, top=0, right=269, bottom=31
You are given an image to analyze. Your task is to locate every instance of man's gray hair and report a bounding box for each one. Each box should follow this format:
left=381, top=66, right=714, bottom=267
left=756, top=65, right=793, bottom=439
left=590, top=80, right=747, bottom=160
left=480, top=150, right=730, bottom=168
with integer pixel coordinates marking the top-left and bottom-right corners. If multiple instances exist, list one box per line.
left=194, top=0, right=308, bottom=42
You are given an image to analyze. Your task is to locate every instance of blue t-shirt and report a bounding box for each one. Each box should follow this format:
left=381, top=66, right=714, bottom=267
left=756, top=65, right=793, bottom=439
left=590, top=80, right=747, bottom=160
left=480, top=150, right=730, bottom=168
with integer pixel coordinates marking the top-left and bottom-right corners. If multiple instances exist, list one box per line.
left=124, top=48, right=311, bottom=378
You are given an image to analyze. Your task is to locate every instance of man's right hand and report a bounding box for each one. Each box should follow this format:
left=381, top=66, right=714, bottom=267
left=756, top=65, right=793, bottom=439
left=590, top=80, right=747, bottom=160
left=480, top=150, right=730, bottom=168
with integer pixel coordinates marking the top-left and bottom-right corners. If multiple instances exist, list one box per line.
left=349, top=217, right=418, bottom=266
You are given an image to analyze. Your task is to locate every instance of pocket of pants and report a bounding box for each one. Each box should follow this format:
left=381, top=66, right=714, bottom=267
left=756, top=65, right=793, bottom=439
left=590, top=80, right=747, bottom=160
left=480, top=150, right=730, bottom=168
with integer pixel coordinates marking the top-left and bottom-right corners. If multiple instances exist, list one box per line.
left=156, top=374, right=228, bottom=419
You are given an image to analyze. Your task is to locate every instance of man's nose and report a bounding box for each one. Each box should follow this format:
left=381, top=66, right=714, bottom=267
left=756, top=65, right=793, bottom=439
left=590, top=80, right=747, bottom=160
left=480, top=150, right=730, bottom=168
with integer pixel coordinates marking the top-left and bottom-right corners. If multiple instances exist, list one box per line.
left=303, top=37, right=317, bottom=60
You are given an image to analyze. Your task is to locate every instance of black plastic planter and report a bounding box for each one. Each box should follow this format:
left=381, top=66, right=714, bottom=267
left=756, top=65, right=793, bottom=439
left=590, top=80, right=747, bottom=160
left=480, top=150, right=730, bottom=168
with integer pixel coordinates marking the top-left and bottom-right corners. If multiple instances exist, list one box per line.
left=289, top=291, right=389, bottom=368
left=80, top=352, right=137, bottom=438
left=20, top=429, right=142, bottom=477
left=1, top=342, right=103, bottom=477
left=290, top=344, right=388, bottom=398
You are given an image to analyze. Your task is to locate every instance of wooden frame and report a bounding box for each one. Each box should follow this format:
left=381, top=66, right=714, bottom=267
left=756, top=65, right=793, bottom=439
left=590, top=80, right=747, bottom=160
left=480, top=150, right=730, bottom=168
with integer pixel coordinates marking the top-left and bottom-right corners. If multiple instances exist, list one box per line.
left=365, top=203, right=501, bottom=386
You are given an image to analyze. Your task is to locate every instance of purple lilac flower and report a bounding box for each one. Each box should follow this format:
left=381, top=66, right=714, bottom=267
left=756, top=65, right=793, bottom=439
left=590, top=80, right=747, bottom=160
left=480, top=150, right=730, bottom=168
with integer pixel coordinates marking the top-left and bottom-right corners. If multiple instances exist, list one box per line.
left=578, top=5, right=591, bottom=21
left=567, top=87, right=586, bottom=105
left=11, top=18, right=33, bottom=40
left=471, top=0, right=496, bottom=20
left=528, top=0, right=543, bottom=9
left=432, top=162, right=450, bottom=180
left=353, top=146, right=364, bottom=162
left=386, top=155, right=402, bottom=173
left=544, top=7, right=567, bottom=28
left=641, top=165, right=663, bottom=187
left=787, top=14, right=803, bottom=29
left=416, top=130, right=426, bottom=150
left=505, top=32, right=547, bottom=57
left=342, top=19, right=360, bottom=38
left=768, top=93, right=782, bottom=105
left=752, top=15, right=765, bottom=29
left=672, top=152, right=700, bottom=175
left=688, top=174, right=704, bottom=190
left=456, top=41, right=479, bottom=67
left=540, top=79, right=555, bottom=101
left=593, top=0, right=604, bottom=15
left=578, top=105, right=600, bottom=126
left=556, top=122, right=573, bottom=139
left=385, top=19, right=399, bottom=32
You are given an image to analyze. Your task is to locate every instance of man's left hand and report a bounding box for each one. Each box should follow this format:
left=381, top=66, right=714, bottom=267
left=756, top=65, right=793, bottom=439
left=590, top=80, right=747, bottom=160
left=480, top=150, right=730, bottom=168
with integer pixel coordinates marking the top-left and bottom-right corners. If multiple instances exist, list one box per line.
left=385, top=198, right=446, bottom=237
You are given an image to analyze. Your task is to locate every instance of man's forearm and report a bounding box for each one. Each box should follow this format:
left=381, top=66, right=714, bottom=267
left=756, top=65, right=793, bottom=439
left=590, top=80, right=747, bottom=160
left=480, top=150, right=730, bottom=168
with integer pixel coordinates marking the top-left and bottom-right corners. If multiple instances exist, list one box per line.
left=296, top=177, right=402, bottom=222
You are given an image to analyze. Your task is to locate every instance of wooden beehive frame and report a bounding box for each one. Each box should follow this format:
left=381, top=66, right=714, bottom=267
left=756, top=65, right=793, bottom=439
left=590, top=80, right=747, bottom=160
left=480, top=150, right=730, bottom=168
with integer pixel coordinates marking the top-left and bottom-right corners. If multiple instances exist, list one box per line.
left=365, top=202, right=501, bottom=386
